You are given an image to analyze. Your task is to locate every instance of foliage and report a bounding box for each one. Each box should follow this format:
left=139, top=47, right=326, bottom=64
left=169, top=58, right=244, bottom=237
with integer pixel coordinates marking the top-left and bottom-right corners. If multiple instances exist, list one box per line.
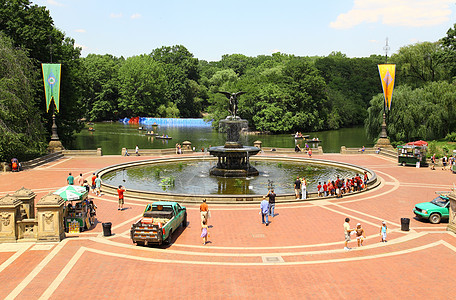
left=117, top=55, right=168, bottom=117
left=150, top=45, right=204, bottom=117
left=0, top=34, right=47, bottom=161
left=366, top=81, right=456, bottom=142
left=390, top=42, right=447, bottom=88
left=81, top=54, right=123, bottom=121
left=0, top=0, right=84, bottom=147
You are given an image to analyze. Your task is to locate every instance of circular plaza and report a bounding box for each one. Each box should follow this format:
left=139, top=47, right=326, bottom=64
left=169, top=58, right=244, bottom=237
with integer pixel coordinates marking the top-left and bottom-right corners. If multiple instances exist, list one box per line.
left=0, top=151, right=455, bottom=299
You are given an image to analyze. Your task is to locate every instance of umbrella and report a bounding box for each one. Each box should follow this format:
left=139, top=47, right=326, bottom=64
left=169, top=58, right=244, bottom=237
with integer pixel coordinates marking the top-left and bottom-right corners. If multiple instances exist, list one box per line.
left=406, top=140, right=428, bottom=147
left=54, top=185, right=88, bottom=201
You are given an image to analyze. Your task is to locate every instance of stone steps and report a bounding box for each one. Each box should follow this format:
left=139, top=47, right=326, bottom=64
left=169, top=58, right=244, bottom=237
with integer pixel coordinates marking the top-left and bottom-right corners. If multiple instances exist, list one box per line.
left=21, top=151, right=64, bottom=170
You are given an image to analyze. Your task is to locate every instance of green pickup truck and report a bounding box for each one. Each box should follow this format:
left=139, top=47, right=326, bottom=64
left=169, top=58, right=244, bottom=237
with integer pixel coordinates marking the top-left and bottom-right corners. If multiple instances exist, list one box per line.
left=130, top=201, right=187, bottom=246
left=413, top=194, right=450, bottom=224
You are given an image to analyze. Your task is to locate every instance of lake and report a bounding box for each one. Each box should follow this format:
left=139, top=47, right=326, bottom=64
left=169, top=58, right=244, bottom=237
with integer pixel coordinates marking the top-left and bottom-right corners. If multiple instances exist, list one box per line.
left=71, top=122, right=374, bottom=155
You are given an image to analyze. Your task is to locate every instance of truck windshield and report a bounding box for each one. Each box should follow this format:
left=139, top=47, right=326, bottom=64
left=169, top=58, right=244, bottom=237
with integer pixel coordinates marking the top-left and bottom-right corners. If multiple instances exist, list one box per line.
left=431, top=197, right=449, bottom=207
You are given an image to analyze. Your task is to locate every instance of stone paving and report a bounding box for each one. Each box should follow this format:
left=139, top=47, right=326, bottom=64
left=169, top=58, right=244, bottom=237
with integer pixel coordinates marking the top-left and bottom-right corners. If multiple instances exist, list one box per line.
left=1, top=152, right=456, bottom=299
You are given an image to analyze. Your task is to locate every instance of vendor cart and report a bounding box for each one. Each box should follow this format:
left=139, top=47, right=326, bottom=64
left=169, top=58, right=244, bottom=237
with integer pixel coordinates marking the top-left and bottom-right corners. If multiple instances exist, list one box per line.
left=53, top=185, right=96, bottom=233
left=397, top=140, right=428, bottom=167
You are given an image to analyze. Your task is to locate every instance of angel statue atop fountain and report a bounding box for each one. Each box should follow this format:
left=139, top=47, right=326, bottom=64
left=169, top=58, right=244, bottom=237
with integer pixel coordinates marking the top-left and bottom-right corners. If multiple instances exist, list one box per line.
left=217, top=91, right=246, bottom=119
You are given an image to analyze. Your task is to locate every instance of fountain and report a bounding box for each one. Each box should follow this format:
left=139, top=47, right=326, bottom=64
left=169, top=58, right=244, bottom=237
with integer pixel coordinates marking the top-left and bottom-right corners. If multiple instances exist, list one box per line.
left=208, top=92, right=261, bottom=177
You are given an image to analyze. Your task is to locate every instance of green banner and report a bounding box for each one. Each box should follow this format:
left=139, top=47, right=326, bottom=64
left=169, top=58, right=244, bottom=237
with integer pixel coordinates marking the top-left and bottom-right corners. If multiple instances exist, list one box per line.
left=41, top=63, right=61, bottom=112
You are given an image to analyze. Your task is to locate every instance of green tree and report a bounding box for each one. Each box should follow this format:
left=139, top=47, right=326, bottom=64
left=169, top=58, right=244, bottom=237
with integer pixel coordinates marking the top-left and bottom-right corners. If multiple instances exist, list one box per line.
left=0, top=0, right=84, bottom=146
left=117, top=55, right=168, bottom=116
left=391, top=42, right=447, bottom=87
left=440, top=23, right=456, bottom=81
left=81, top=54, right=122, bottom=121
left=0, top=34, right=47, bottom=161
left=150, top=45, right=201, bottom=117
left=366, top=82, right=456, bottom=142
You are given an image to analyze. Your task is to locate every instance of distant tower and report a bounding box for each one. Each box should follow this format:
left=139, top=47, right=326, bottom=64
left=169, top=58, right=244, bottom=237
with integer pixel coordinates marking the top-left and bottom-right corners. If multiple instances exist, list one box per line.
left=383, top=38, right=390, bottom=64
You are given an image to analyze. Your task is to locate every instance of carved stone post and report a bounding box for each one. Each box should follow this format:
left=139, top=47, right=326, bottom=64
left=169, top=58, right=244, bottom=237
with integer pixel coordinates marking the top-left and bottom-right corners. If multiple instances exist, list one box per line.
left=447, top=192, right=456, bottom=234
left=13, top=187, right=36, bottom=219
left=182, top=141, right=192, bottom=150
left=36, top=193, right=65, bottom=242
left=0, top=195, right=21, bottom=242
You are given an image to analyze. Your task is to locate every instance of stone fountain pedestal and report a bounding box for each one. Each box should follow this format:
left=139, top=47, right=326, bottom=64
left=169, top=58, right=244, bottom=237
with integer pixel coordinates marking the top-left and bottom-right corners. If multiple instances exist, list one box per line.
left=208, top=117, right=260, bottom=177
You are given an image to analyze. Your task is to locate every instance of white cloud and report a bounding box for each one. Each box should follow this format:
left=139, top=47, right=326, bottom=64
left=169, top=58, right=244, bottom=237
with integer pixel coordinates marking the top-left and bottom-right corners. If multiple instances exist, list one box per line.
left=131, top=13, right=141, bottom=19
left=330, top=0, right=453, bottom=29
left=271, top=49, right=281, bottom=53
left=75, top=29, right=86, bottom=33
left=110, top=13, right=123, bottom=19
left=47, top=0, right=64, bottom=7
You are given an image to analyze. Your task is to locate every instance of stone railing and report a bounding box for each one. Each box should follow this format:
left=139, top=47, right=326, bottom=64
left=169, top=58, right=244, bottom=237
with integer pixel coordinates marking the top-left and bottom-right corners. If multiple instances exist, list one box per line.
left=340, top=146, right=377, bottom=154
left=21, top=151, right=64, bottom=170
left=62, top=148, right=102, bottom=156
left=121, top=148, right=193, bottom=156
left=261, top=146, right=323, bottom=155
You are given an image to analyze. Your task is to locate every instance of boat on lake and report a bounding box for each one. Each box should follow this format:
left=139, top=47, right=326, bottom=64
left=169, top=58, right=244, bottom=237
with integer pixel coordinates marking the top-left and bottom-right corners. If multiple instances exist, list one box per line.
left=156, top=135, right=172, bottom=140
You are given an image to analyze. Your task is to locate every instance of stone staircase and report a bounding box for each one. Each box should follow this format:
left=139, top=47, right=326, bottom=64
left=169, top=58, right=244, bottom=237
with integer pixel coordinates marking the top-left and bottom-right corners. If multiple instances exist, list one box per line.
left=21, top=151, right=64, bottom=170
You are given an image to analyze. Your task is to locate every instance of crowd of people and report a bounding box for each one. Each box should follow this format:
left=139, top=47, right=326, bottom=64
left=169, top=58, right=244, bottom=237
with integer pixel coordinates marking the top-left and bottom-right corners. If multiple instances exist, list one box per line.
left=316, top=172, right=369, bottom=198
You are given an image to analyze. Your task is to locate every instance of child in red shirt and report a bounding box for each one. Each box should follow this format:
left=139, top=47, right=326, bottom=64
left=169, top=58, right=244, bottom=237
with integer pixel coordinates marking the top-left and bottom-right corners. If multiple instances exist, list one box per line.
left=317, top=182, right=322, bottom=197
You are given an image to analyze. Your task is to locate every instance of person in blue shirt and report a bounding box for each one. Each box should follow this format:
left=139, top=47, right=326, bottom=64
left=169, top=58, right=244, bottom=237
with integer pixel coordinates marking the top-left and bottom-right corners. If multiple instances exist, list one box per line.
left=67, top=173, right=74, bottom=185
left=260, top=197, right=270, bottom=226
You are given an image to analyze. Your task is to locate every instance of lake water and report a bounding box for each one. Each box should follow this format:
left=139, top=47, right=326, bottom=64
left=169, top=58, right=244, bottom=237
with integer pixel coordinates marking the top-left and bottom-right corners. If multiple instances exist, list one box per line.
left=71, top=122, right=373, bottom=155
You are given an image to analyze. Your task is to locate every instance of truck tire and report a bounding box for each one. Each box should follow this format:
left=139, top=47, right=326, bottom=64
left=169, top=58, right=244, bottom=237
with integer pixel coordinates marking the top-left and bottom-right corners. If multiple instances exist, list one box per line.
left=182, top=212, right=187, bottom=228
left=429, top=213, right=441, bottom=224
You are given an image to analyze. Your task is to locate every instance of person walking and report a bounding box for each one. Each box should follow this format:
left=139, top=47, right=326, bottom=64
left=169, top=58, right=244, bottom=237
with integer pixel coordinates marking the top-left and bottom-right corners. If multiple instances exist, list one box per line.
left=135, top=145, right=140, bottom=156
left=380, top=221, right=388, bottom=242
left=91, top=173, right=97, bottom=194
left=201, top=219, right=209, bottom=245
left=200, top=199, right=209, bottom=223
left=117, top=185, right=126, bottom=210
left=294, top=176, right=301, bottom=199
left=355, top=223, right=366, bottom=247
left=301, top=177, right=307, bottom=200
left=83, top=180, right=90, bottom=193
left=265, top=189, right=276, bottom=217
left=260, top=197, right=270, bottom=226
left=67, top=173, right=74, bottom=185
left=317, top=182, right=322, bottom=197
left=94, top=175, right=102, bottom=197
left=76, top=173, right=84, bottom=186
left=344, top=217, right=353, bottom=250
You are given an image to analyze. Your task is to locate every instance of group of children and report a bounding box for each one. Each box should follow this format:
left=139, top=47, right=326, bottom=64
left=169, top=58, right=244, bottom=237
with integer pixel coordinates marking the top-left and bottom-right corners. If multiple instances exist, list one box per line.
left=344, top=218, right=388, bottom=250
left=316, top=172, right=369, bottom=198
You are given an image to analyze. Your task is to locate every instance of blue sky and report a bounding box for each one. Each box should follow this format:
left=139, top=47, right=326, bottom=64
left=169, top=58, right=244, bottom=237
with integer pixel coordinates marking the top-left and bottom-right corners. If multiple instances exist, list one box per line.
left=33, top=0, right=456, bottom=61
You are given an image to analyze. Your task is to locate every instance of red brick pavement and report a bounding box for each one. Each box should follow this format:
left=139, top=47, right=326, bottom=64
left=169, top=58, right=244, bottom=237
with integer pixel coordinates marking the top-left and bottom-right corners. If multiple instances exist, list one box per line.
left=0, top=153, right=455, bottom=299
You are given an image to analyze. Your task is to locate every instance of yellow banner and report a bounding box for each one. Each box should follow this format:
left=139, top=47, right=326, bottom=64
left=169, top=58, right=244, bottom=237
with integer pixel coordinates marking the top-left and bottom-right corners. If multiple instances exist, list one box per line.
left=378, top=64, right=396, bottom=110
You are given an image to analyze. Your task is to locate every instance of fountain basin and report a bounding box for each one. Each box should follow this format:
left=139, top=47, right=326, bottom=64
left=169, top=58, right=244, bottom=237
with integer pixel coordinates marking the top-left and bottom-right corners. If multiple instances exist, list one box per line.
left=97, top=156, right=378, bottom=204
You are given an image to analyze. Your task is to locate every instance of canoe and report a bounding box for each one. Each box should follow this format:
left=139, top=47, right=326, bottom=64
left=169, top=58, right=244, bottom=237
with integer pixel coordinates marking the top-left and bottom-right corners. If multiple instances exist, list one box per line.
left=156, top=136, right=172, bottom=140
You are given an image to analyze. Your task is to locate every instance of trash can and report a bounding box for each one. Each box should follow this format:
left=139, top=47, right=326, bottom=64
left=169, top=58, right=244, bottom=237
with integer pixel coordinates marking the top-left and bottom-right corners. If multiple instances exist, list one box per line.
left=401, top=218, right=410, bottom=231
left=102, top=222, right=112, bottom=236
